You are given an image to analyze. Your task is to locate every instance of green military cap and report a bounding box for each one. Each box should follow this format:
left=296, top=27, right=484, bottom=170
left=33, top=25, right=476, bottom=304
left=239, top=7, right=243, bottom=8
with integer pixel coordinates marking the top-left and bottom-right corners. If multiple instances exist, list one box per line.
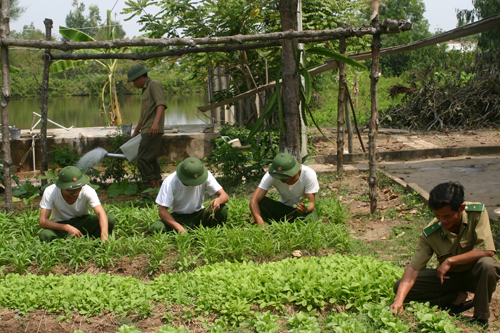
left=56, top=166, right=89, bottom=190
left=268, top=153, right=300, bottom=179
left=176, top=157, right=208, bottom=186
left=127, top=64, right=150, bottom=82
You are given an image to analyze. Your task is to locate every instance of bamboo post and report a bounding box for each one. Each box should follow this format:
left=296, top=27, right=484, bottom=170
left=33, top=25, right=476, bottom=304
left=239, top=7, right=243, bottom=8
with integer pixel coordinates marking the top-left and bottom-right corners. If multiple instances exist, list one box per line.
left=0, top=0, right=13, bottom=213
left=336, top=37, right=346, bottom=174
left=40, top=19, right=53, bottom=186
left=368, top=30, right=381, bottom=214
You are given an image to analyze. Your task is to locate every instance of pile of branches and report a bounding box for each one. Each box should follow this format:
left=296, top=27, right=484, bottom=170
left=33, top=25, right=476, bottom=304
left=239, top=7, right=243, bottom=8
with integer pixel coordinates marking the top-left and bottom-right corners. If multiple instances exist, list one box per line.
left=381, top=73, right=500, bottom=131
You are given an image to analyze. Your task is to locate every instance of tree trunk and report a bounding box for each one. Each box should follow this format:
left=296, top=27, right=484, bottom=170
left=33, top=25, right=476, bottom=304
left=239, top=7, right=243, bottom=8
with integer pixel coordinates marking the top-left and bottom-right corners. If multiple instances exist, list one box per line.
left=337, top=38, right=347, bottom=174
left=369, top=32, right=381, bottom=214
left=279, top=0, right=301, bottom=160
left=40, top=19, right=53, bottom=186
left=0, top=0, right=12, bottom=213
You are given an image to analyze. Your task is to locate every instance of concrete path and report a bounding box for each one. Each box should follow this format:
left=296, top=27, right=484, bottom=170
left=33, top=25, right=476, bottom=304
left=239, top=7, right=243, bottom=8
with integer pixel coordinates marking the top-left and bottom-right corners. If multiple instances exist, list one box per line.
left=357, top=155, right=500, bottom=221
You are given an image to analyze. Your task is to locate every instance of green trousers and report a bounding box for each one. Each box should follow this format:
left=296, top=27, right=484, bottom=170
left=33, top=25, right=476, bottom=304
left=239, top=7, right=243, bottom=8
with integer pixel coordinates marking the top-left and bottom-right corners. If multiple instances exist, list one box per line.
left=393, top=257, right=500, bottom=319
left=149, top=204, right=228, bottom=233
left=39, top=213, right=116, bottom=242
left=149, top=204, right=228, bottom=234
left=137, top=133, right=162, bottom=182
left=258, top=196, right=318, bottom=223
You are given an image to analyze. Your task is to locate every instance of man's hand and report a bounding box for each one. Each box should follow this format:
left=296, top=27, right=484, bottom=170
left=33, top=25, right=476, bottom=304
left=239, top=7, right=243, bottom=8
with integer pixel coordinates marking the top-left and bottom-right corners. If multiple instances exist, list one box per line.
left=437, top=259, right=452, bottom=283
left=211, top=199, right=221, bottom=212
left=296, top=202, right=308, bottom=214
left=64, top=225, right=83, bottom=238
left=176, top=225, right=187, bottom=233
left=390, top=300, right=404, bottom=316
left=150, top=122, right=159, bottom=137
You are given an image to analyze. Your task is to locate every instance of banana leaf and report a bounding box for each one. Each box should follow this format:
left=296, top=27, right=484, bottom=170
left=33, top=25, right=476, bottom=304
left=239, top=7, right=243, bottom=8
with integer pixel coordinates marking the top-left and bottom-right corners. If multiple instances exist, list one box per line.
left=59, top=26, right=95, bottom=42
left=307, top=47, right=367, bottom=71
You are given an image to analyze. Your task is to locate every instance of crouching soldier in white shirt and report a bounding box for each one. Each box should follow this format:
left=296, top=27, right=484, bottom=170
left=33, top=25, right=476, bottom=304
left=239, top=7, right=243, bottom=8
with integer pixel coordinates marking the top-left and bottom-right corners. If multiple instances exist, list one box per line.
left=39, top=166, right=115, bottom=242
left=149, top=157, right=229, bottom=234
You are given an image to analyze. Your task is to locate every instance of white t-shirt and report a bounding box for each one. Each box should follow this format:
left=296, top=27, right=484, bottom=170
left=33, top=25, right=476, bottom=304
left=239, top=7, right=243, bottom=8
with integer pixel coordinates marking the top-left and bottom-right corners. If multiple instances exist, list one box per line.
left=156, top=171, right=223, bottom=214
left=258, top=164, right=319, bottom=207
left=40, top=184, right=101, bottom=222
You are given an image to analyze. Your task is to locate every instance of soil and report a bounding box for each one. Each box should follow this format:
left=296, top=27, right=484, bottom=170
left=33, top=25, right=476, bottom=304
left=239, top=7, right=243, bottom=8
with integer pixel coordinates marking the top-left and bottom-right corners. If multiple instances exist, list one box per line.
left=310, top=127, right=500, bottom=155
left=2, top=128, right=500, bottom=332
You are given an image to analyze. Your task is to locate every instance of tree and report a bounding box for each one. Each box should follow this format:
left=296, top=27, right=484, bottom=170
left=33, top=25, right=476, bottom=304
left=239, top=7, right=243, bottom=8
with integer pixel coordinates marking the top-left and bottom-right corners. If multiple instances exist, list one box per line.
left=122, top=0, right=365, bottom=155
left=11, top=22, right=45, bottom=40
left=2, top=0, right=25, bottom=21
left=362, top=0, right=432, bottom=76
left=65, top=0, right=126, bottom=40
left=457, top=0, right=500, bottom=62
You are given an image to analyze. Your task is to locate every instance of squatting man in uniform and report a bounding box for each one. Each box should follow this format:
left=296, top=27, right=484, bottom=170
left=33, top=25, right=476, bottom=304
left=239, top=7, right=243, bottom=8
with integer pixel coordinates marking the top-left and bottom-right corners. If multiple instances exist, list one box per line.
left=390, top=181, right=500, bottom=328
left=128, top=64, right=167, bottom=191
left=39, top=166, right=115, bottom=242
left=149, top=157, right=229, bottom=233
left=249, top=153, right=319, bottom=226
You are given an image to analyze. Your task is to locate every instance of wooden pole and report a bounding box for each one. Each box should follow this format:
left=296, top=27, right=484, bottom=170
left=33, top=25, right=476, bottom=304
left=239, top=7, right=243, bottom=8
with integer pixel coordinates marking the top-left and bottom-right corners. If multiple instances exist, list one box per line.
left=40, top=19, right=53, bottom=186
left=279, top=0, right=301, bottom=160
left=345, top=91, right=353, bottom=154
left=345, top=83, right=366, bottom=152
left=0, top=0, right=12, bottom=213
left=368, top=29, right=381, bottom=214
left=336, top=37, right=347, bottom=174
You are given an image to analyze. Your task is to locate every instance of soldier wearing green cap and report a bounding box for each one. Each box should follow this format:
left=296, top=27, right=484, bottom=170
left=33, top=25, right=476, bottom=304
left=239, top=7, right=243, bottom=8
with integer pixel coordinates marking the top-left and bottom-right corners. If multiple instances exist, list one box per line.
left=390, top=181, right=500, bottom=328
left=249, top=153, right=319, bottom=226
left=127, top=64, right=167, bottom=191
left=39, top=166, right=115, bottom=242
left=149, top=157, right=229, bottom=233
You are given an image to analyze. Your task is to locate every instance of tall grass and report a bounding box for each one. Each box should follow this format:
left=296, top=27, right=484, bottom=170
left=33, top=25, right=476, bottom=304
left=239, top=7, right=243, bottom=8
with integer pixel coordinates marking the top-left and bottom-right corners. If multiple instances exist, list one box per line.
left=310, top=72, right=405, bottom=126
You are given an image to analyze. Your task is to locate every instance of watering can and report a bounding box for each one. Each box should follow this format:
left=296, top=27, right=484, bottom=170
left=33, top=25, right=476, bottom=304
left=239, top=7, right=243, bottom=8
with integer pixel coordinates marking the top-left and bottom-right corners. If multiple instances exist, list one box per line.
left=106, top=135, right=142, bottom=161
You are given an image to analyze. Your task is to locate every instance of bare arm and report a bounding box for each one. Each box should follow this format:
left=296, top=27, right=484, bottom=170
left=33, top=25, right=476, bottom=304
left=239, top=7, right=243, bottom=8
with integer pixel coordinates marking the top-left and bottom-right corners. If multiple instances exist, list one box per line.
left=390, top=266, right=419, bottom=316
left=159, top=205, right=186, bottom=233
left=149, top=105, right=166, bottom=137
left=437, top=250, right=495, bottom=283
left=210, top=189, right=229, bottom=211
left=92, top=205, right=109, bottom=242
left=249, top=187, right=268, bottom=227
left=132, top=117, right=142, bottom=138
left=39, top=208, right=83, bottom=238
left=296, top=193, right=316, bottom=214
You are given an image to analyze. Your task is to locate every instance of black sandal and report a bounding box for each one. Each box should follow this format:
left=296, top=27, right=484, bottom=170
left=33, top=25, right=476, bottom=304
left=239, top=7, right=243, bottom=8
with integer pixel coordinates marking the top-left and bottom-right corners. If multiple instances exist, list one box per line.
left=446, top=299, right=474, bottom=315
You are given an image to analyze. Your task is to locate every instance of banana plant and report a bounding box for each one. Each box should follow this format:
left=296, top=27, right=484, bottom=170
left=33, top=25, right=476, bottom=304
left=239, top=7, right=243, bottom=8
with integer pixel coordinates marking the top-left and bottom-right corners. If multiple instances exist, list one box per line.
left=49, top=11, right=124, bottom=126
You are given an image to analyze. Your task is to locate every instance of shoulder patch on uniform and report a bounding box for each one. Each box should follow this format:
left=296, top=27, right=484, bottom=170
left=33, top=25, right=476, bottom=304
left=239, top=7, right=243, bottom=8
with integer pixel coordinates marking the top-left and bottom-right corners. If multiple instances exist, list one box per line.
left=465, top=204, right=484, bottom=212
left=423, top=222, right=441, bottom=237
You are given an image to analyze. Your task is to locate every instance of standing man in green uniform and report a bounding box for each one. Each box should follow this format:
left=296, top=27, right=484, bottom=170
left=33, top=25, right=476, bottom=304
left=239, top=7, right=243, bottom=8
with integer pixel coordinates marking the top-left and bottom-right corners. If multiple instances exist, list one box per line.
left=128, top=64, right=167, bottom=190
left=390, top=181, right=500, bottom=328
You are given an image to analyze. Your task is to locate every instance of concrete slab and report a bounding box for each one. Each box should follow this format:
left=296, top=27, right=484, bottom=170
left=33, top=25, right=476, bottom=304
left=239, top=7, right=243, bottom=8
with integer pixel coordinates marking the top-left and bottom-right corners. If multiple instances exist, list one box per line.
left=357, top=155, right=500, bottom=221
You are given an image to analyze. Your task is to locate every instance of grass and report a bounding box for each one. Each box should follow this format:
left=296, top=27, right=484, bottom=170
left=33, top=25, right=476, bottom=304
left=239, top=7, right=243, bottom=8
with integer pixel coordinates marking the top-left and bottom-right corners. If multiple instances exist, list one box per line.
left=309, top=72, right=406, bottom=127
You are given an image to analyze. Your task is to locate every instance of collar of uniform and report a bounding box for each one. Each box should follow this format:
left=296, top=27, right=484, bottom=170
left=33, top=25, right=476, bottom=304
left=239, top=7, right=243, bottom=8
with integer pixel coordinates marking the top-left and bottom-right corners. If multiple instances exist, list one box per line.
left=142, top=77, right=152, bottom=91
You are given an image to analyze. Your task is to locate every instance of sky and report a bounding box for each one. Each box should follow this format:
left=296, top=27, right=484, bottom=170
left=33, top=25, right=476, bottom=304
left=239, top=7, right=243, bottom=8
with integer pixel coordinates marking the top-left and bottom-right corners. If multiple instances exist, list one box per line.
left=10, top=0, right=475, bottom=39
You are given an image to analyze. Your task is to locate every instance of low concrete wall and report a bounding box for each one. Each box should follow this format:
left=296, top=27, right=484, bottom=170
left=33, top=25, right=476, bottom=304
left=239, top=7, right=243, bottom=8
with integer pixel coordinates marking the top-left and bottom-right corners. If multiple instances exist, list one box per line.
left=3, top=132, right=219, bottom=171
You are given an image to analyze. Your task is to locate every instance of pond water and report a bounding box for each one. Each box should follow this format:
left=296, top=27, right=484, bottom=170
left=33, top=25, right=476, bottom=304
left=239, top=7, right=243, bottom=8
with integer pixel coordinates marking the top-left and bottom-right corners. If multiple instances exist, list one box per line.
left=7, top=94, right=210, bottom=130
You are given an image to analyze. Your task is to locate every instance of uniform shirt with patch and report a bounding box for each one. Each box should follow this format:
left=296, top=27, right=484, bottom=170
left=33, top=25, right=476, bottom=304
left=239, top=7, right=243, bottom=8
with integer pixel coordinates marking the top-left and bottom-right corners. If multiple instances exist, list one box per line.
left=39, top=184, right=101, bottom=222
left=409, top=202, right=496, bottom=273
left=140, top=78, right=167, bottom=134
left=258, top=165, right=319, bottom=207
left=156, top=171, right=222, bottom=214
